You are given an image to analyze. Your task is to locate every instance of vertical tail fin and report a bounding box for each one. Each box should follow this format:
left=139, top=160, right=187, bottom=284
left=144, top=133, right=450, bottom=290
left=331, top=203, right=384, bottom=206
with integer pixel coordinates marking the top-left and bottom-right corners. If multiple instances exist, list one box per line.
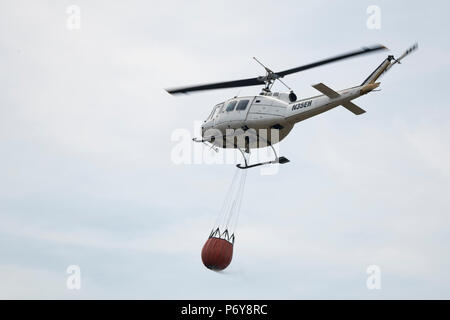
left=361, top=43, right=418, bottom=85
left=361, top=56, right=394, bottom=85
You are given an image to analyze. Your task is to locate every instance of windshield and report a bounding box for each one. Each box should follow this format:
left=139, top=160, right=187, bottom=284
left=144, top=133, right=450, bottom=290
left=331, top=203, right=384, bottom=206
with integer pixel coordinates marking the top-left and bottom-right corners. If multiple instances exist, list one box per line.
left=207, top=103, right=223, bottom=121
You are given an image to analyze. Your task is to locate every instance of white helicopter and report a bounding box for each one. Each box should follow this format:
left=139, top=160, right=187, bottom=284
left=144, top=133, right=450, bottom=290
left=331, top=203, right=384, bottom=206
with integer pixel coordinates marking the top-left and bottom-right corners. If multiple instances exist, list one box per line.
left=167, top=43, right=418, bottom=169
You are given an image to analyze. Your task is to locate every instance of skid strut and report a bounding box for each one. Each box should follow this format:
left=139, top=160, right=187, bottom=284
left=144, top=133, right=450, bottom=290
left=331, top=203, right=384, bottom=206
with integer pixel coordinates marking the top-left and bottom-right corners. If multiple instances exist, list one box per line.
left=236, top=135, right=290, bottom=169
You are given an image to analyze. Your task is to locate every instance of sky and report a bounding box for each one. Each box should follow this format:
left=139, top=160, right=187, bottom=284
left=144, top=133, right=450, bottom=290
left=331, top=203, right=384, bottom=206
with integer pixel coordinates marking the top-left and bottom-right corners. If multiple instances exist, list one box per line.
left=0, top=0, right=450, bottom=299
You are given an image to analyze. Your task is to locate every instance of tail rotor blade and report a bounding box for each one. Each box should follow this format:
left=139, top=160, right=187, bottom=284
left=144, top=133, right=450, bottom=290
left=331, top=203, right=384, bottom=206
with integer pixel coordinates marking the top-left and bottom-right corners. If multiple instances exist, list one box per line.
left=386, top=43, right=418, bottom=71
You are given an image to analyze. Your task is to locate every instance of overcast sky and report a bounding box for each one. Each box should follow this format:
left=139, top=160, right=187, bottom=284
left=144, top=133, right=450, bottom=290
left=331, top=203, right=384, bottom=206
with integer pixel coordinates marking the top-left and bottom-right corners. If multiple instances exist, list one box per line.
left=1, top=0, right=450, bottom=299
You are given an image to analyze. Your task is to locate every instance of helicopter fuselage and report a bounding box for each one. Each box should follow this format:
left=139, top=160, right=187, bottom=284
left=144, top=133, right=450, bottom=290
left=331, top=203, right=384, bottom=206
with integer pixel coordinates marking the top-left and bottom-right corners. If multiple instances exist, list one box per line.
left=201, top=83, right=377, bottom=150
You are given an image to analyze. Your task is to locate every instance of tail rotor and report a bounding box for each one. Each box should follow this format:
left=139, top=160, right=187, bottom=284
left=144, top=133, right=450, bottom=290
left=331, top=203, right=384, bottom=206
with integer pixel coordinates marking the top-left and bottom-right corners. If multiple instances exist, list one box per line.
left=385, top=43, right=418, bottom=72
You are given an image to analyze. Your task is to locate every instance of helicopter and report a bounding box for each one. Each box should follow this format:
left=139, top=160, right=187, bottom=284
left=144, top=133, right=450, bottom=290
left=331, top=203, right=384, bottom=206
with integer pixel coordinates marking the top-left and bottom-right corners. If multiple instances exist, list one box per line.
left=166, top=43, right=418, bottom=169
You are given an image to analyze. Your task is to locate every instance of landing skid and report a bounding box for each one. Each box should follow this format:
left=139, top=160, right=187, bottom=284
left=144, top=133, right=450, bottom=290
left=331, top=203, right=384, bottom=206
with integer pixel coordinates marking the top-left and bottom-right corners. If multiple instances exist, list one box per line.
left=193, top=134, right=290, bottom=170
left=236, top=156, right=290, bottom=169
left=236, top=133, right=290, bottom=169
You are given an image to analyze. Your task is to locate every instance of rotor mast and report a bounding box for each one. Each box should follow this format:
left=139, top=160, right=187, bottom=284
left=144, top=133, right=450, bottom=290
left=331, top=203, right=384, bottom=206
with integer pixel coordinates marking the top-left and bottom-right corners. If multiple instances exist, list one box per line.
left=253, top=57, right=292, bottom=95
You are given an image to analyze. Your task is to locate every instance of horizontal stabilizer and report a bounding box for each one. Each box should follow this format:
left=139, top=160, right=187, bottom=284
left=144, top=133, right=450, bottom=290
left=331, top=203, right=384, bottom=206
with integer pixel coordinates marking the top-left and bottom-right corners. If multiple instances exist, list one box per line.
left=341, top=101, right=366, bottom=115
left=312, top=83, right=340, bottom=98
left=312, top=82, right=366, bottom=115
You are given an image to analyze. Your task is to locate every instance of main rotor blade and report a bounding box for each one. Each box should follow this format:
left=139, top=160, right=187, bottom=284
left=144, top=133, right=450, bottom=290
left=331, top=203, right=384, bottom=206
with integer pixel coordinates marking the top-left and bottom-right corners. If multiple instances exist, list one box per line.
left=166, top=77, right=264, bottom=95
left=165, top=44, right=387, bottom=95
left=276, top=44, right=387, bottom=77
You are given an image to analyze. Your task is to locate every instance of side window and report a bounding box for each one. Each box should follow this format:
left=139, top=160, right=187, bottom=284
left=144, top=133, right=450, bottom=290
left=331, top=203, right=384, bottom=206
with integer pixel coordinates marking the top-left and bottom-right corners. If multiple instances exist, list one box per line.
left=236, top=99, right=249, bottom=111
left=226, top=101, right=237, bottom=112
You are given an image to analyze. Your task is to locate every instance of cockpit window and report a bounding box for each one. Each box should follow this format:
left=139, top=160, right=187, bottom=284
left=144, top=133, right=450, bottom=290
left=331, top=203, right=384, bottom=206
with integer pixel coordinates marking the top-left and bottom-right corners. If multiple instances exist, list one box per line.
left=236, top=99, right=249, bottom=111
left=226, top=101, right=237, bottom=112
left=207, top=103, right=223, bottom=121
left=213, top=103, right=224, bottom=118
